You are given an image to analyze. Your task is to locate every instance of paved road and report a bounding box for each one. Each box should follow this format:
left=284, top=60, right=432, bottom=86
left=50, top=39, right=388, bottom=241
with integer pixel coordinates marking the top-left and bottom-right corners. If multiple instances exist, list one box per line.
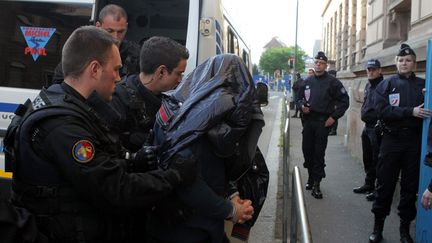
left=288, top=106, right=414, bottom=243
left=247, top=91, right=414, bottom=243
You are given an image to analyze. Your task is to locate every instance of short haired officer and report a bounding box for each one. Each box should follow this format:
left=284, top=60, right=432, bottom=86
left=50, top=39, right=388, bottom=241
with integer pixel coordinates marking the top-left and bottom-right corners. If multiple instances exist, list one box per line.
left=8, top=26, right=196, bottom=243
left=296, top=51, right=349, bottom=199
left=353, top=59, right=383, bottom=202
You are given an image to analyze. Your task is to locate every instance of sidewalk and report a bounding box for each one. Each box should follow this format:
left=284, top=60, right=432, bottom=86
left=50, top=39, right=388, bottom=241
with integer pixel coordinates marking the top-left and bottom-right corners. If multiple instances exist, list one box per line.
left=288, top=111, right=413, bottom=243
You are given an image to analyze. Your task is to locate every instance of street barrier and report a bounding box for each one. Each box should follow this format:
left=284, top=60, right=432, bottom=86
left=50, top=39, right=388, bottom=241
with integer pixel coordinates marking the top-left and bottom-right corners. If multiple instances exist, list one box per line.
left=282, top=91, right=313, bottom=243
left=290, top=166, right=313, bottom=243
left=282, top=92, right=290, bottom=242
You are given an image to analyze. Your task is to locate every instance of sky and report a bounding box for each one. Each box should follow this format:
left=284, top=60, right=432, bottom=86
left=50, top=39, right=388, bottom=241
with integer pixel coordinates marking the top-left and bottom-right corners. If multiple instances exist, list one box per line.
left=221, top=0, right=326, bottom=65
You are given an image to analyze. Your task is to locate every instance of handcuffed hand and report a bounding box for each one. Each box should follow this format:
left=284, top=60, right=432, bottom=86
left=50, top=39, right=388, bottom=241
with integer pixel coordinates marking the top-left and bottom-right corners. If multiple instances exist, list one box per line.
left=413, top=103, right=432, bottom=119
left=230, top=195, right=254, bottom=224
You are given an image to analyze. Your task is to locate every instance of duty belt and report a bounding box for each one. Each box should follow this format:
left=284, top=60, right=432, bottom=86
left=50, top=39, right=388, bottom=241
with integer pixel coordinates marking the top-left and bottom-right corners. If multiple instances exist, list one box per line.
left=303, top=112, right=328, bottom=121
left=383, top=127, right=421, bottom=136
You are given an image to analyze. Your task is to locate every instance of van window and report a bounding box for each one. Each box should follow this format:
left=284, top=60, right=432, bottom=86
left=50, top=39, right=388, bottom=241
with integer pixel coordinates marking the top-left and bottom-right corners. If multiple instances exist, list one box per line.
left=97, top=0, right=189, bottom=46
left=0, top=1, right=92, bottom=89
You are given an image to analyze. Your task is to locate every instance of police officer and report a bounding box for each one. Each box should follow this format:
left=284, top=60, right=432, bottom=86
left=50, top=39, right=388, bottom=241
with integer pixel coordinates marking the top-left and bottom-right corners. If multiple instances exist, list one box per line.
left=109, top=36, right=189, bottom=152
left=296, top=51, right=349, bottom=199
left=369, top=44, right=432, bottom=243
left=353, top=59, right=383, bottom=201
left=291, top=72, right=304, bottom=118
left=52, top=4, right=140, bottom=84
left=327, top=70, right=339, bottom=136
left=8, top=26, right=197, bottom=243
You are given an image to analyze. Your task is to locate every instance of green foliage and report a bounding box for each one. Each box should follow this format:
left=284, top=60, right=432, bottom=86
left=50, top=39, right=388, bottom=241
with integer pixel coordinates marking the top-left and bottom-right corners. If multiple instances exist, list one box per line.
left=259, top=46, right=306, bottom=75
left=252, top=63, right=259, bottom=75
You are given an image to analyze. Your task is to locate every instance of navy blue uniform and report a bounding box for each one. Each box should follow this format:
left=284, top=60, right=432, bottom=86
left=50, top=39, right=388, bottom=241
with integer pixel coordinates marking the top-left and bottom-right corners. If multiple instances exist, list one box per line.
left=11, top=83, right=182, bottom=243
left=361, top=75, right=383, bottom=188
left=372, top=73, right=424, bottom=221
left=296, top=72, right=349, bottom=182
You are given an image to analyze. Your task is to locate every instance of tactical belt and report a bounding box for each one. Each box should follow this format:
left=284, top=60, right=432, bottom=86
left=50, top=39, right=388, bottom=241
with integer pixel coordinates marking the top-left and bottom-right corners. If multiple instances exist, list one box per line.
left=383, top=127, right=421, bottom=136
left=303, top=112, right=329, bottom=121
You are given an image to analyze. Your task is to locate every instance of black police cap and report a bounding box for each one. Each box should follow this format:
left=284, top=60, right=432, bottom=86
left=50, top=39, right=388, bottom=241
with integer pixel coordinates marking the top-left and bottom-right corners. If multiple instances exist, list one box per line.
left=366, top=59, right=381, bottom=69
left=315, top=51, right=328, bottom=62
left=397, top=43, right=416, bottom=57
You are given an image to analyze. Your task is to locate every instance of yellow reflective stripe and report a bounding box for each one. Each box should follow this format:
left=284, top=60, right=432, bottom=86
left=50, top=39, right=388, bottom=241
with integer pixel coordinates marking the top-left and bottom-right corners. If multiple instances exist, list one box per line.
left=0, top=170, right=12, bottom=179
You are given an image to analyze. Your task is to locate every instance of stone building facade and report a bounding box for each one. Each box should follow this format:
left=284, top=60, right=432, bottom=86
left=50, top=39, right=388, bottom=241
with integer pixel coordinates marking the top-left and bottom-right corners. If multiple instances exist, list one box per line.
left=321, top=0, right=432, bottom=158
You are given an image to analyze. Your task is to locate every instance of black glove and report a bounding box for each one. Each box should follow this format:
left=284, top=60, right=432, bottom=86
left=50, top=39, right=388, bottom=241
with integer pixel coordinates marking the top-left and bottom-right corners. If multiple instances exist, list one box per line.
left=128, top=146, right=158, bottom=173
left=167, top=155, right=198, bottom=186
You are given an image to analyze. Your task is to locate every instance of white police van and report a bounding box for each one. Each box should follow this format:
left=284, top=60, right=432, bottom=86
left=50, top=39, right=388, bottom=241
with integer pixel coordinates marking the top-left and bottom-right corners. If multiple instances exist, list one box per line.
left=0, top=0, right=252, bottom=188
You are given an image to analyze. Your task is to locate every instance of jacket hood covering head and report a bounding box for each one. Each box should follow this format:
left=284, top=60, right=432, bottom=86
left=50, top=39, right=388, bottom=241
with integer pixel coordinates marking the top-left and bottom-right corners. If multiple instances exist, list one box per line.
left=156, top=54, right=263, bottom=164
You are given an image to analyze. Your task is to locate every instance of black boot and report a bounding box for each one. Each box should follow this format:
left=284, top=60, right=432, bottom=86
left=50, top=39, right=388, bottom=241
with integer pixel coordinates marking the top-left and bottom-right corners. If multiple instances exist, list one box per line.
left=399, top=219, right=413, bottom=243
left=311, top=182, right=323, bottom=199
left=369, top=217, right=384, bottom=243
left=305, top=171, right=313, bottom=190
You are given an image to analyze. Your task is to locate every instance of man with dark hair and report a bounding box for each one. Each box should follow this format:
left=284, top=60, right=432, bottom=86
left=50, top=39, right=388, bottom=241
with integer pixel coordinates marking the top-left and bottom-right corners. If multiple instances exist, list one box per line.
left=110, top=36, right=190, bottom=151
left=296, top=51, right=349, bottom=199
left=52, top=4, right=140, bottom=84
left=108, top=38, right=255, bottom=242
left=7, top=26, right=197, bottom=243
left=353, top=59, right=383, bottom=202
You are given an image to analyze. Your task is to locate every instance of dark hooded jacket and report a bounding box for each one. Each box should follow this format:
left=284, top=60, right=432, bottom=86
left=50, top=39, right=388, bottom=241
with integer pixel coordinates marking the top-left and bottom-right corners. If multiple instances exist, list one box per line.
left=148, top=54, right=266, bottom=243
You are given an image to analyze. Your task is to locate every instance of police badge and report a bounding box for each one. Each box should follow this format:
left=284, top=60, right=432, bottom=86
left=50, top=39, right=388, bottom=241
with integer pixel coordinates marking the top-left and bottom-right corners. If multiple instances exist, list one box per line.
left=388, top=93, right=400, bottom=106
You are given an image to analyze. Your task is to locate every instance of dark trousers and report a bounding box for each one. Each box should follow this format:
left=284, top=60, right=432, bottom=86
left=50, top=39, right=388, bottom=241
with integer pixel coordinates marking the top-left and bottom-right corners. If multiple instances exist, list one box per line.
left=361, top=126, right=380, bottom=187
left=372, top=134, right=421, bottom=221
left=302, top=119, right=329, bottom=182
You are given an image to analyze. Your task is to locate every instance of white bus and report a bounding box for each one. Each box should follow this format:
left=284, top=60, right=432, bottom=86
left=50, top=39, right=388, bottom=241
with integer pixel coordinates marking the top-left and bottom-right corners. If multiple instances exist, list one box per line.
left=0, top=0, right=252, bottom=182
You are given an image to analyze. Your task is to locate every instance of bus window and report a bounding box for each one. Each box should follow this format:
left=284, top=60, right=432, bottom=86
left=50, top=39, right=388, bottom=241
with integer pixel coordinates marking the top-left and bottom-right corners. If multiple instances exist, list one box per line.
left=0, top=1, right=93, bottom=89
left=227, top=27, right=239, bottom=55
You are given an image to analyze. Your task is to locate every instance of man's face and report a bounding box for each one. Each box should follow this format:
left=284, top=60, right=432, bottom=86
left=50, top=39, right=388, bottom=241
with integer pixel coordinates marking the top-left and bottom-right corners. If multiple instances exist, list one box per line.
left=314, top=59, right=327, bottom=75
left=97, top=44, right=122, bottom=101
left=308, top=69, right=315, bottom=76
left=396, top=55, right=415, bottom=75
left=366, top=67, right=382, bottom=80
left=159, top=58, right=187, bottom=92
left=96, top=15, right=128, bottom=42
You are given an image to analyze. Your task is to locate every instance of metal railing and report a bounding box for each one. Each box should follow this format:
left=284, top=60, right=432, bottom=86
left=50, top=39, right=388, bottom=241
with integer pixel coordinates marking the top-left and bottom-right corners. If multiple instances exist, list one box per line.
left=282, top=92, right=313, bottom=243
left=290, top=166, right=312, bottom=243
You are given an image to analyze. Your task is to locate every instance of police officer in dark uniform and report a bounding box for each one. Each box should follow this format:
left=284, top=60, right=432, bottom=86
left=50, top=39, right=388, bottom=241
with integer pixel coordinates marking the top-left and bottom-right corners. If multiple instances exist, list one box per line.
left=296, top=51, right=349, bottom=199
left=291, top=72, right=304, bottom=118
left=52, top=4, right=140, bottom=84
left=109, top=36, right=189, bottom=152
left=7, top=26, right=196, bottom=243
left=369, top=44, right=432, bottom=243
left=353, top=59, right=383, bottom=201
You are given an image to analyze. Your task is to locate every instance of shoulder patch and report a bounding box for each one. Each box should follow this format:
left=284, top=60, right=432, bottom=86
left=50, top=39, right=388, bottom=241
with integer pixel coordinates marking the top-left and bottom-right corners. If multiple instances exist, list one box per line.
left=72, top=140, right=95, bottom=163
